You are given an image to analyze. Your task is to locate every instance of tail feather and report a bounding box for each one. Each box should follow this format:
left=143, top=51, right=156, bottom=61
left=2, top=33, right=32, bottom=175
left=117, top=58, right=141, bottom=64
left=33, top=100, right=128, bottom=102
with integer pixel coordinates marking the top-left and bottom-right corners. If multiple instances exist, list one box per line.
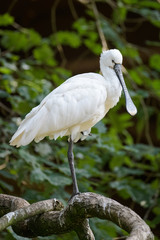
left=10, top=130, right=25, bottom=147
left=10, top=118, right=39, bottom=147
left=10, top=105, right=47, bottom=147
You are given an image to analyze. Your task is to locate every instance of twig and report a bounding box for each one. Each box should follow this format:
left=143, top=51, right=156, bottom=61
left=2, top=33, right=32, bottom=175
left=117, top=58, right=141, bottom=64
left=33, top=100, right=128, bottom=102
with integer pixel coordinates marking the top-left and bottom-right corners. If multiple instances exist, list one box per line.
left=0, top=156, right=9, bottom=170
left=51, top=0, right=67, bottom=66
left=91, top=0, right=108, bottom=51
left=51, top=0, right=60, bottom=33
left=68, top=0, right=78, bottom=20
left=8, top=0, right=18, bottom=13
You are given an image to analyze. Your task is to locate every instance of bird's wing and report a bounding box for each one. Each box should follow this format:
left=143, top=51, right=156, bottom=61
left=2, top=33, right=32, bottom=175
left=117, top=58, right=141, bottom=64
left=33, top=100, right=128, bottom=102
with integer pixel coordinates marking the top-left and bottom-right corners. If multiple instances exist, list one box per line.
left=10, top=73, right=108, bottom=146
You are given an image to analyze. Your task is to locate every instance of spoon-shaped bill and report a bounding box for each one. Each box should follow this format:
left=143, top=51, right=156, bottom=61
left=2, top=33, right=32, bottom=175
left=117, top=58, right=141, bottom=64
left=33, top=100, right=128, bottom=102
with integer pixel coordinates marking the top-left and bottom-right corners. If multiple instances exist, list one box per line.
left=114, top=64, right=137, bottom=116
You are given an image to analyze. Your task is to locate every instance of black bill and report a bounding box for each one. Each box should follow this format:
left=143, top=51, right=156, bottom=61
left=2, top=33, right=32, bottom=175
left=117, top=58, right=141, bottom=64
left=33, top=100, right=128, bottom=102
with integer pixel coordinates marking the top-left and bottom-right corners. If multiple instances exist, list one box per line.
left=114, top=64, right=137, bottom=116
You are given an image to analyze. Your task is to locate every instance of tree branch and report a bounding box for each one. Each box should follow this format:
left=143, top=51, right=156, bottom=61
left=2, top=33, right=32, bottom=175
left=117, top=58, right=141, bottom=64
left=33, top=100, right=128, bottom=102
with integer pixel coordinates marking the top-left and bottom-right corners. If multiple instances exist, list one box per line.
left=0, top=193, right=154, bottom=240
left=91, top=0, right=108, bottom=51
left=0, top=196, right=63, bottom=232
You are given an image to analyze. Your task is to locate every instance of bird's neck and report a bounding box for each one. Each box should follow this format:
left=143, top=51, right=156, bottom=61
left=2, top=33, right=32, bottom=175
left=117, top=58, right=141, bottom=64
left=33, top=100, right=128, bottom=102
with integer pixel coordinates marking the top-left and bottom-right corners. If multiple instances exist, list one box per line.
left=101, top=66, right=123, bottom=108
left=101, top=66, right=115, bottom=81
left=101, top=66, right=120, bottom=88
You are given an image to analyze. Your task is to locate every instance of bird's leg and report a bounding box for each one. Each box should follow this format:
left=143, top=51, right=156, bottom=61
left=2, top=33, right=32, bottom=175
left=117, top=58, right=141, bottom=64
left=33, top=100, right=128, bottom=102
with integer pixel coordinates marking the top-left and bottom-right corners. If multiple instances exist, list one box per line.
left=67, top=138, right=80, bottom=196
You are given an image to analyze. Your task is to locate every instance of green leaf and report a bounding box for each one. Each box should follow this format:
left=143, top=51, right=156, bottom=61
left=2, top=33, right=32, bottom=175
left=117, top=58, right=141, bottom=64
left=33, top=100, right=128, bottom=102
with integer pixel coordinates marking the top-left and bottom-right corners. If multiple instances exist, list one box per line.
left=151, top=79, right=160, bottom=97
left=156, top=113, right=160, bottom=139
left=84, top=39, right=101, bottom=55
left=1, top=31, right=27, bottom=51
left=133, top=8, right=160, bottom=27
left=11, top=98, right=32, bottom=114
left=101, top=20, right=125, bottom=48
left=122, top=47, right=141, bottom=63
left=0, top=29, right=41, bottom=52
left=129, top=69, right=143, bottom=85
left=113, top=7, right=127, bottom=24
left=31, top=169, right=72, bottom=186
left=51, top=67, right=71, bottom=86
left=110, top=179, right=154, bottom=206
left=122, top=0, right=138, bottom=3
left=33, top=44, right=56, bottom=66
left=0, top=13, right=14, bottom=26
left=0, top=67, right=12, bottom=74
left=0, top=90, right=9, bottom=98
left=113, top=166, right=144, bottom=178
left=0, top=179, right=14, bottom=191
left=138, top=1, right=160, bottom=9
left=34, top=143, right=52, bottom=156
left=50, top=31, right=81, bottom=48
left=149, top=54, right=160, bottom=71
left=18, top=149, right=38, bottom=166
left=23, top=29, right=41, bottom=51
left=146, top=40, right=160, bottom=47
left=73, top=18, right=95, bottom=36
left=136, top=89, right=149, bottom=98
left=94, top=121, right=107, bottom=134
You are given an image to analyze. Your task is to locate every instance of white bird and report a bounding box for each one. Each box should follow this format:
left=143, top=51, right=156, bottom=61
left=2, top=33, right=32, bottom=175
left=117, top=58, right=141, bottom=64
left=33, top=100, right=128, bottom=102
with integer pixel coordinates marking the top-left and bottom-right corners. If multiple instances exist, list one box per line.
left=10, top=49, right=137, bottom=197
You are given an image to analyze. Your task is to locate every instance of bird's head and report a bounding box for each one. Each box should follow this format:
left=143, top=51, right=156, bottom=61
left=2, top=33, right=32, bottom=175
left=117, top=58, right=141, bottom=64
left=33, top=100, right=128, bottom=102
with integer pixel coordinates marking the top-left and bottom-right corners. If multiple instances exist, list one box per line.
left=100, top=49, right=123, bottom=69
left=100, top=49, right=137, bottom=116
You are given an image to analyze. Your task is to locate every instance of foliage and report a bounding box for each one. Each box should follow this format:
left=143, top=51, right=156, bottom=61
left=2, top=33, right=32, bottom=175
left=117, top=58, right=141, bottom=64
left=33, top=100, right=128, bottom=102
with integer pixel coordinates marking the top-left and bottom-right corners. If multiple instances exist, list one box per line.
left=0, top=0, right=160, bottom=239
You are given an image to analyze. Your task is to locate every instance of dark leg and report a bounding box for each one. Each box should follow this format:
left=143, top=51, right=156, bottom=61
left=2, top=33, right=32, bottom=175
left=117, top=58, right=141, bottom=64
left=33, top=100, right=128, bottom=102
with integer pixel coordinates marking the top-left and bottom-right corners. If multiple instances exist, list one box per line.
left=67, top=138, right=79, bottom=196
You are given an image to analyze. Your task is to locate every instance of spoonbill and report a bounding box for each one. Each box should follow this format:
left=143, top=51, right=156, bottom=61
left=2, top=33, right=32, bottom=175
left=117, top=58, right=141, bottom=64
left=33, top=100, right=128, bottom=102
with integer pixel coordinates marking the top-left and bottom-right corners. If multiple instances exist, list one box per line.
left=10, top=49, right=137, bottom=197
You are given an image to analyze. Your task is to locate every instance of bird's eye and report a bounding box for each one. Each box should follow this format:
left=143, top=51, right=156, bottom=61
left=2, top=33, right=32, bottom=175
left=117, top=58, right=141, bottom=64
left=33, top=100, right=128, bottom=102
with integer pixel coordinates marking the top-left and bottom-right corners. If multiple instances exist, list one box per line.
left=112, top=60, right=115, bottom=63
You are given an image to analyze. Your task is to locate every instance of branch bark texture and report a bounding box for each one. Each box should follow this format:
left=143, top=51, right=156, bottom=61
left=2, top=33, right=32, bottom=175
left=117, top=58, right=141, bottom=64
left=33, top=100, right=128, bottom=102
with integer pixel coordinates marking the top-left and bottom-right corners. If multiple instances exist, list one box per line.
left=0, top=193, right=154, bottom=240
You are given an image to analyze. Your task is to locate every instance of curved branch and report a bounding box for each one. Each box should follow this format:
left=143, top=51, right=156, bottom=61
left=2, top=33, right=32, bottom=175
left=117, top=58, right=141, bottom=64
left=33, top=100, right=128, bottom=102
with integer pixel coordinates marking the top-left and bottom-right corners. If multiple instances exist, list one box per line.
left=0, top=193, right=154, bottom=240
left=74, top=219, right=95, bottom=240
left=0, top=194, right=63, bottom=237
left=0, top=196, right=63, bottom=232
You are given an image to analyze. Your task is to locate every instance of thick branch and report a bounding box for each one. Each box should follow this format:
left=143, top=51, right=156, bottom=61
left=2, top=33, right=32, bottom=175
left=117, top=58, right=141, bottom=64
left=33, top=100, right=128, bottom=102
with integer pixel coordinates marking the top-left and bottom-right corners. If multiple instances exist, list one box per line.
left=74, top=219, right=95, bottom=240
left=0, top=193, right=154, bottom=240
left=0, top=199, right=62, bottom=232
left=0, top=194, right=63, bottom=237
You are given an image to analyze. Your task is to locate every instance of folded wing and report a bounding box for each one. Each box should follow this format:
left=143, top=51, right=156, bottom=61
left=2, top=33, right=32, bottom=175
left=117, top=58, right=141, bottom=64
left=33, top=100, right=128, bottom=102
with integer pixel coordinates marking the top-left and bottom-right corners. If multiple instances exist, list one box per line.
left=10, top=73, right=108, bottom=147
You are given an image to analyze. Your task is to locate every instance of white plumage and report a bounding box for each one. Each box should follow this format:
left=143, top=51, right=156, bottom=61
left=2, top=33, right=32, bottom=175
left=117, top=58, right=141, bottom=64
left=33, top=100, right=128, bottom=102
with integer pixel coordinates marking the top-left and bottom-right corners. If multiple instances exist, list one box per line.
left=10, top=49, right=137, bottom=147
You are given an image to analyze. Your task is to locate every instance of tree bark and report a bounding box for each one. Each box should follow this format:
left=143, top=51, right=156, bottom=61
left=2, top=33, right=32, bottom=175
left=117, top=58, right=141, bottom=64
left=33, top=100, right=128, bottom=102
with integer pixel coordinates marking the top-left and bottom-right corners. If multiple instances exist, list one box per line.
left=0, top=193, right=154, bottom=240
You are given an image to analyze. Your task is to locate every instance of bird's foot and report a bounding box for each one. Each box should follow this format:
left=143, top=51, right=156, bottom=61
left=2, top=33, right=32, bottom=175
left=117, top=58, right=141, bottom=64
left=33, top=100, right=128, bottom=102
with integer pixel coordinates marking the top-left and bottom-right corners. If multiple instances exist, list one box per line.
left=68, top=192, right=81, bottom=202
